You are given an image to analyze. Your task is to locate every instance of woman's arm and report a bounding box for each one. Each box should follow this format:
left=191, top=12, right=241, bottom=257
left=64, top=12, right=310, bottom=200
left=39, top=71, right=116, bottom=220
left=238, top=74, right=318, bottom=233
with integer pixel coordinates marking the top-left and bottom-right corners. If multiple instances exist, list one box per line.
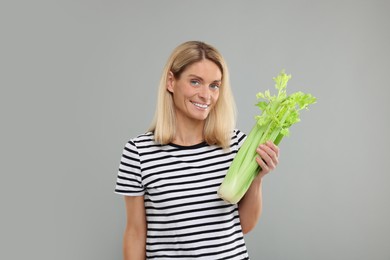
left=238, top=141, right=279, bottom=234
left=123, top=196, right=147, bottom=260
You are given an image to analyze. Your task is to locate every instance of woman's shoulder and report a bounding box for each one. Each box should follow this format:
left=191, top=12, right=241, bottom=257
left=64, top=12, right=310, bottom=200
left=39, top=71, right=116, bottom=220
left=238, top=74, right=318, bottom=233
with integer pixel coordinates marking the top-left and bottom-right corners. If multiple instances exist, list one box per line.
left=230, top=129, right=247, bottom=147
left=130, top=131, right=155, bottom=142
left=231, top=128, right=246, bottom=139
left=124, top=132, right=156, bottom=148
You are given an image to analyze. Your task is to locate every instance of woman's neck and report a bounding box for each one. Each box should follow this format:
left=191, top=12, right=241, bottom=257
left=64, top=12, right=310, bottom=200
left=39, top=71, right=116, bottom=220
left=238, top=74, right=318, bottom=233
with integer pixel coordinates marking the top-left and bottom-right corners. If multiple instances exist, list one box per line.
left=173, top=119, right=205, bottom=146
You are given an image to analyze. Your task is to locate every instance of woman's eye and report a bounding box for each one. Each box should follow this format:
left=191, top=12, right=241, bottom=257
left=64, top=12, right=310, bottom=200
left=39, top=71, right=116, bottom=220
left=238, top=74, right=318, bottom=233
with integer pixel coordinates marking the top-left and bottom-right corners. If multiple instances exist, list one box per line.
left=190, top=80, right=200, bottom=86
left=210, top=84, right=220, bottom=90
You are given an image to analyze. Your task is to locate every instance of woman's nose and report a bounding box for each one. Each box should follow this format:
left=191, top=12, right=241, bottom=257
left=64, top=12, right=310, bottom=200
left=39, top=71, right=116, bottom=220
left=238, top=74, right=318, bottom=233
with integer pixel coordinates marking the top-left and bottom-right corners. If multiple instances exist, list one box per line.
left=198, top=85, right=211, bottom=100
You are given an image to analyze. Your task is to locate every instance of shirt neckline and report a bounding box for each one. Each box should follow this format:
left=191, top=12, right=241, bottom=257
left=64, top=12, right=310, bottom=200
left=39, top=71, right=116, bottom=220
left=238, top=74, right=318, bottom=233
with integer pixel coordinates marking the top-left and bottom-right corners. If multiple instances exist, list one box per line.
left=168, top=141, right=208, bottom=149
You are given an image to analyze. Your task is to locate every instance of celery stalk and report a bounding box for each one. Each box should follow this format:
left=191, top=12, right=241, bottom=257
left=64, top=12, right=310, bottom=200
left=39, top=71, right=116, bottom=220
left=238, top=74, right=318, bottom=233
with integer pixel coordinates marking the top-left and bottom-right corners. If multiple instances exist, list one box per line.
left=217, top=70, right=317, bottom=204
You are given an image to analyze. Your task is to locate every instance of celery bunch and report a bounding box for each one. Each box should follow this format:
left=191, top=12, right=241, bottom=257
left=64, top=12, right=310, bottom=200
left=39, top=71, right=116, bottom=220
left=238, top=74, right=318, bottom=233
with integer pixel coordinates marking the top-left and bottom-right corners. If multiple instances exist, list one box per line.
left=218, top=70, right=317, bottom=204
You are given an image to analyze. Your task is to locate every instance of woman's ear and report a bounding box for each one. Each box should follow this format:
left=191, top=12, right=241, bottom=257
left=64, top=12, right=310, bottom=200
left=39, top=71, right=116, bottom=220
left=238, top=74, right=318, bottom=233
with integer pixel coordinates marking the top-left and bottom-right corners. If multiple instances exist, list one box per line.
left=167, top=71, right=175, bottom=93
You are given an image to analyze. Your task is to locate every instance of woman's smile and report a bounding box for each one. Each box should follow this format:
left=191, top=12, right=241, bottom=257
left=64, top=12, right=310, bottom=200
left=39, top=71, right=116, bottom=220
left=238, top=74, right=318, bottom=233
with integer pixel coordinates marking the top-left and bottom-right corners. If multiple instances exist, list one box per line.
left=190, top=101, right=210, bottom=110
left=167, top=59, right=221, bottom=123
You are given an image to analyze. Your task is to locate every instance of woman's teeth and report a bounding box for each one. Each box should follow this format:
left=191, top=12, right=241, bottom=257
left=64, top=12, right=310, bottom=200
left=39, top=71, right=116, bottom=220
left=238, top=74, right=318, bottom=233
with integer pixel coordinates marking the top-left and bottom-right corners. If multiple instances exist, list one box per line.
left=192, top=102, right=209, bottom=109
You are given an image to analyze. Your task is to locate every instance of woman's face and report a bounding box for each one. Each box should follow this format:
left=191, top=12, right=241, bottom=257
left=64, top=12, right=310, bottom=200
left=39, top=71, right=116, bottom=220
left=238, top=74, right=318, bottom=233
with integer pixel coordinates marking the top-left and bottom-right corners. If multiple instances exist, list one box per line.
left=167, top=59, right=221, bottom=125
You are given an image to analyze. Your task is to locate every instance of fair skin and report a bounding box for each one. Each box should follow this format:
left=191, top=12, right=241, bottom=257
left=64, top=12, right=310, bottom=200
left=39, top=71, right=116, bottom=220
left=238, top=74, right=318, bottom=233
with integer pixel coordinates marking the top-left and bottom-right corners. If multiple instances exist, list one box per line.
left=123, top=196, right=146, bottom=259
left=167, top=59, right=221, bottom=146
left=123, top=59, right=279, bottom=259
left=238, top=141, right=279, bottom=233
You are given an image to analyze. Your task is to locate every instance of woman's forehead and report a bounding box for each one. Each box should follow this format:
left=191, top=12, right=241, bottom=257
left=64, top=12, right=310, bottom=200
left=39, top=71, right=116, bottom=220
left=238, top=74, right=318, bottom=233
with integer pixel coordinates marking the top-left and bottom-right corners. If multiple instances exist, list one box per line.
left=181, top=60, right=222, bottom=80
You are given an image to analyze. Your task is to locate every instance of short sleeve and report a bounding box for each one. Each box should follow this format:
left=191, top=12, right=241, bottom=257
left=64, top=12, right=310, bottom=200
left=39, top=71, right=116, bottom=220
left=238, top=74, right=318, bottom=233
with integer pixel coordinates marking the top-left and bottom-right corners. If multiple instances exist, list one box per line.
left=233, top=129, right=247, bottom=149
left=114, top=140, right=145, bottom=196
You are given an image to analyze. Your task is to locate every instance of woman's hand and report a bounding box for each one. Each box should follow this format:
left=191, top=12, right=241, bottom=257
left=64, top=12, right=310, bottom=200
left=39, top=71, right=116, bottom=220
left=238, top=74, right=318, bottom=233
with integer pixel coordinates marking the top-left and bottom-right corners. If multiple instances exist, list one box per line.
left=238, top=141, right=280, bottom=233
left=255, top=141, right=280, bottom=179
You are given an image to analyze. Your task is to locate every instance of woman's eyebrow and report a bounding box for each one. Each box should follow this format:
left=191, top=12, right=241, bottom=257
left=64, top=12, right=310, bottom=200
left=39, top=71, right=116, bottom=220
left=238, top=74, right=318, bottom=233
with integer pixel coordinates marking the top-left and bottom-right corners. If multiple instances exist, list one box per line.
left=188, top=74, right=221, bottom=82
left=188, top=74, right=203, bottom=81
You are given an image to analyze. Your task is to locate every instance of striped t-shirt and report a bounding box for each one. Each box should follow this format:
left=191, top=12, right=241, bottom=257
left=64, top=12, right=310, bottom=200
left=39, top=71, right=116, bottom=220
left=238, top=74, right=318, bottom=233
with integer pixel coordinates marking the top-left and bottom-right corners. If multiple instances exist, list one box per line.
left=115, top=129, right=250, bottom=260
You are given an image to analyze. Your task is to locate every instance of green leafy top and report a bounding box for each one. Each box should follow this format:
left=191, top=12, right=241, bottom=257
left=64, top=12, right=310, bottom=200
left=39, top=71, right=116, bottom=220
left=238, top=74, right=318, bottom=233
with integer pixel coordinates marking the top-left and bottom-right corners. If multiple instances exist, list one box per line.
left=254, top=70, right=317, bottom=138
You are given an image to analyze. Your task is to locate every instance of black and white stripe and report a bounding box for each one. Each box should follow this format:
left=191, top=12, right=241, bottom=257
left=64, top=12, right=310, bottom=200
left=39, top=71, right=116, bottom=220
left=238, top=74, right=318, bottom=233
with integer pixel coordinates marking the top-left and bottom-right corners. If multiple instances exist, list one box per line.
left=115, top=130, right=250, bottom=260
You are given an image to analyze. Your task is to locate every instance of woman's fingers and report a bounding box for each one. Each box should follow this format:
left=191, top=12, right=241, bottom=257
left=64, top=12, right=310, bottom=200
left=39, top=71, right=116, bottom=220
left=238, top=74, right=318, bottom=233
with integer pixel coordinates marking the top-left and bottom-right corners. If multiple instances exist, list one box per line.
left=266, top=140, right=280, bottom=158
left=256, top=141, right=280, bottom=173
left=255, top=154, right=270, bottom=172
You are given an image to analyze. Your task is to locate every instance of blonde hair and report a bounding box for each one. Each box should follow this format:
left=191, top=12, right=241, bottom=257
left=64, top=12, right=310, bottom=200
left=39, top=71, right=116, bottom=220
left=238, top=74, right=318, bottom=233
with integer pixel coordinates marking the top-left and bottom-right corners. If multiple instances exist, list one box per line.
left=148, top=41, right=236, bottom=148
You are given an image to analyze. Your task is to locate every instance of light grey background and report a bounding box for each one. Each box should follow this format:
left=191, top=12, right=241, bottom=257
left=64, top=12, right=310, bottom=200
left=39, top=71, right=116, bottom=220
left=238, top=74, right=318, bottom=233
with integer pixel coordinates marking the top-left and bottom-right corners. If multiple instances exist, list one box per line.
left=1, top=0, right=389, bottom=259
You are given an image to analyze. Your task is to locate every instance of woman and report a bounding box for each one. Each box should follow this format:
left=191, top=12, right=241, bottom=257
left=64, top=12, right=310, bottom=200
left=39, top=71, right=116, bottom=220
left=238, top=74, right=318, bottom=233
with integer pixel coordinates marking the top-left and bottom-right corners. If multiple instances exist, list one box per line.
left=115, top=41, right=279, bottom=260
